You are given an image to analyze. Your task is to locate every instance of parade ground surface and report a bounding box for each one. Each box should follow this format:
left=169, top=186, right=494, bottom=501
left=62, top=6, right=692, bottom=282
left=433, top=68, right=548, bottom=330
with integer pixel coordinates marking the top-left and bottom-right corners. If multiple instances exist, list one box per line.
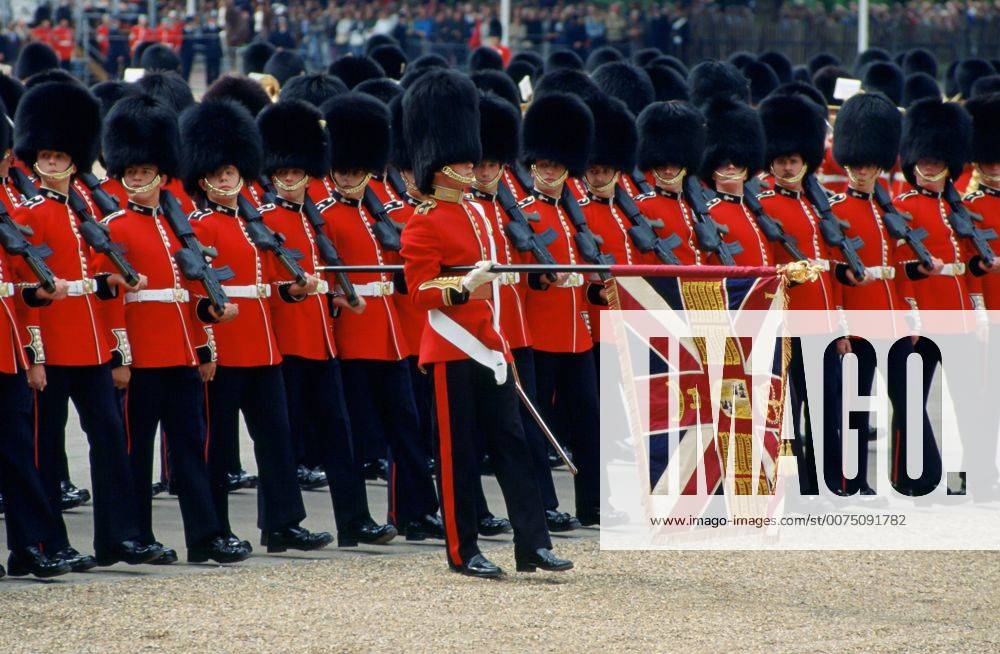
left=0, top=415, right=998, bottom=652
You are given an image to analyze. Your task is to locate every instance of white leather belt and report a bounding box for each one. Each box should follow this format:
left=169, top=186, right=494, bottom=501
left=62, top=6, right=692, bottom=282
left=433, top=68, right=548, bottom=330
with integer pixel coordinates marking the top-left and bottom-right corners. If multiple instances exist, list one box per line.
left=558, top=272, right=585, bottom=288
left=938, top=262, right=966, bottom=277
left=865, top=266, right=896, bottom=280
left=66, top=278, right=97, bottom=296
left=125, top=288, right=190, bottom=304
left=223, top=284, right=272, bottom=299
left=811, top=258, right=830, bottom=271
left=0, top=282, right=14, bottom=298
left=498, top=272, right=520, bottom=285
left=313, top=279, right=329, bottom=295
left=355, top=280, right=395, bottom=297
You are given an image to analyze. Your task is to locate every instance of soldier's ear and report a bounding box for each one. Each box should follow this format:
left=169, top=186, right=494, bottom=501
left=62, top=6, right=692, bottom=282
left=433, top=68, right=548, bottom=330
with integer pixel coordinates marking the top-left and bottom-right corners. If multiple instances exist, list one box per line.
left=198, top=178, right=208, bottom=194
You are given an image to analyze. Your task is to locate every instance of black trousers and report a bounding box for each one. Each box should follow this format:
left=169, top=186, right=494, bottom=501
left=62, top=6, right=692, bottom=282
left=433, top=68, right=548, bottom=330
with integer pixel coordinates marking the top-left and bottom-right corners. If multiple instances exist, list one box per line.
left=205, top=365, right=306, bottom=535
left=787, top=337, right=836, bottom=495
left=125, top=367, right=220, bottom=547
left=37, top=364, right=139, bottom=552
left=533, top=349, right=600, bottom=516
left=887, top=337, right=942, bottom=495
left=430, top=359, right=551, bottom=567
left=282, top=356, right=367, bottom=534
left=339, top=359, right=439, bottom=526
left=407, top=354, right=435, bottom=459
left=0, top=371, right=57, bottom=550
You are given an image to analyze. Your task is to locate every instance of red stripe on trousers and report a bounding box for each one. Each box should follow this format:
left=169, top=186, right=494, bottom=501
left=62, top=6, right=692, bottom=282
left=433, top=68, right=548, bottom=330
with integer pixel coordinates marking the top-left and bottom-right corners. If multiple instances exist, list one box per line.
left=433, top=363, right=462, bottom=566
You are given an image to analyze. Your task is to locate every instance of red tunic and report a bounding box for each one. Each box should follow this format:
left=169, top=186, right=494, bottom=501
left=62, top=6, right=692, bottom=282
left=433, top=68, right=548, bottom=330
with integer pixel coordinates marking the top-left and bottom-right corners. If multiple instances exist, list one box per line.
left=260, top=199, right=337, bottom=360
left=965, top=185, right=1000, bottom=310
left=51, top=25, right=74, bottom=62
left=0, top=192, right=43, bottom=374
left=703, top=192, right=773, bottom=267
left=386, top=197, right=427, bottom=355
left=319, top=192, right=409, bottom=361
left=634, top=188, right=701, bottom=266
left=581, top=192, right=641, bottom=343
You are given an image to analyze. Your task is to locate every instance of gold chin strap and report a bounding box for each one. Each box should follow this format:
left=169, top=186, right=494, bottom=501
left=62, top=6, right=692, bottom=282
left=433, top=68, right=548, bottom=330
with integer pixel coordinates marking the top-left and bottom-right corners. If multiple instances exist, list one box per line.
left=202, top=176, right=244, bottom=198
left=975, top=164, right=1000, bottom=185
left=770, top=164, right=807, bottom=184
left=431, top=185, right=464, bottom=203
left=844, top=165, right=880, bottom=187
left=440, top=165, right=476, bottom=185
left=403, top=174, right=420, bottom=196
left=273, top=173, right=309, bottom=192
left=531, top=164, right=569, bottom=188
left=587, top=171, right=619, bottom=196
left=474, top=165, right=504, bottom=191
left=652, top=167, right=686, bottom=186
left=914, top=165, right=948, bottom=183
left=335, top=173, right=371, bottom=196
left=712, top=167, right=747, bottom=182
left=122, top=173, right=162, bottom=195
left=33, top=161, right=75, bottom=181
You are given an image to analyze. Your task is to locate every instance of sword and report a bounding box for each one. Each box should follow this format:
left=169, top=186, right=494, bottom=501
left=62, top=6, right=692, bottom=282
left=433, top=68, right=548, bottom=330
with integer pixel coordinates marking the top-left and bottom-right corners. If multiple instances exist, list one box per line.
left=510, top=361, right=578, bottom=476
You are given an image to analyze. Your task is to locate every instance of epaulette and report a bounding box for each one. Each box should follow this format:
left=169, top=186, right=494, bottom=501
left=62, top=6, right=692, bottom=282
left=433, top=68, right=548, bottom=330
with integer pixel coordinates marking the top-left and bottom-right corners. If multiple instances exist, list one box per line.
left=896, top=190, right=918, bottom=202
left=19, top=194, right=43, bottom=209
left=576, top=195, right=591, bottom=206
left=384, top=199, right=405, bottom=213
left=706, top=197, right=721, bottom=209
left=829, top=193, right=847, bottom=206
left=634, top=191, right=656, bottom=201
left=188, top=208, right=212, bottom=221
left=258, top=202, right=276, bottom=214
left=756, top=189, right=776, bottom=199
left=964, top=190, right=985, bottom=202
left=415, top=199, right=436, bottom=215
left=315, top=197, right=336, bottom=212
left=517, top=196, right=535, bottom=209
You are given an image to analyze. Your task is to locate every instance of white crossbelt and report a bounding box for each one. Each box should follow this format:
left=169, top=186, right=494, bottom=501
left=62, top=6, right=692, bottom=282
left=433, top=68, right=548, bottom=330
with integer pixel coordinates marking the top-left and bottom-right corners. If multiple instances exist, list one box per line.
left=66, top=278, right=97, bottom=296
left=125, top=288, right=190, bottom=304
left=222, top=284, right=272, bottom=299
left=811, top=258, right=830, bottom=271
left=498, top=272, right=520, bottom=285
left=0, top=282, right=13, bottom=298
left=354, top=280, right=394, bottom=297
left=938, top=263, right=966, bottom=277
left=864, top=266, right=896, bottom=280
left=557, top=272, right=585, bottom=288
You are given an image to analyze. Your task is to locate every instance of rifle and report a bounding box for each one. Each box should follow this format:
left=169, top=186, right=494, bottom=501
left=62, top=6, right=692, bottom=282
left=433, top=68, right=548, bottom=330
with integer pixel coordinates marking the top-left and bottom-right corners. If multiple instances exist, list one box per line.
left=681, top=175, right=743, bottom=266
left=495, top=181, right=557, bottom=265
left=612, top=184, right=683, bottom=265
left=235, top=193, right=309, bottom=286
left=943, top=179, right=996, bottom=266
left=160, top=189, right=234, bottom=313
left=361, top=186, right=402, bottom=251
left=385, top=167, right=409, bottom=199
left=512, top=162, right=535, bottom=196
left=630, top=167, right=653, bottom=195
left=743, top=183, right=808, bottom=261
left=0, top=202, right=56, bottom=292
left=558, top=185, right=616, bottom=281
left=872, top=184, right=934, bottom=269
left=77, top=172, right=123, bottom=216
left=802, top=175, right=867, bottom=281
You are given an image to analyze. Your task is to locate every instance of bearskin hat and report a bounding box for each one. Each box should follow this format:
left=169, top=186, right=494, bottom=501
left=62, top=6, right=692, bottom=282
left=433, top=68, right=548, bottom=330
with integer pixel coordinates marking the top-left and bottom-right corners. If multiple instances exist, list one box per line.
left=510, top=51, right=544, bottom=73
left=264, top=50, right=305, bottom=86
left=652, top=55, right=688, bottom=78
left=403, top=69, right=481, bottom=193
left=520, top=92, right=593, bottom=178
left=592, top=61, right=655, bottom=115
left=545, top=49, right=583, bottom=73
left=688, top=60, right=750, bottom=109
left=832, top=92, right=901, bottom=171
left=854, top=47, right=892, bottom=76
left=956, top=58, right=994, bottom=99
left=813, top=66, right=852, bottom=106
left=637, top=101, right=705, bottom=173
left=945, top=60, right=961, bottom=97
left=966, top=93, right=1000, bottom=164
left=328, top=55, right=385, bottom=89
left=354, top=77, right=401, bottom=105
left=758, top=94, right=826, bottom=172
left=471, top=69, right=519, bottom=108
left=698, top=98, right=764, bottom=181
left=768, top=81, right=827, bottom=110
left=323, top=92, right=391, bottom=175
left=478, top=91, right=520, bottom=166
left=744, top=60, right=779, bottom=105
left=586, top=46, right=624, bottom=73
left=132, top=41, right=156, bottom=67
left=758, top=51, right=793, bottom=84
left=587, top=94, right=637, bottom=172
left=411, top=53, right=449, bottom=71
left=140, top=43, right=181, bottom=73
left=534, top=68, right=603, bottom=104
left=633, top=48, right=662, bottom=68
left=468, top=47, right=504, bottom=73
left=388, top=94, right=411, bottom=172
left=369, top=44, right=408, bottom=80
left=15, top=43, right=59, bottom=81
left=972, top=74, right=1000, bottom=99
left=91, top=80, right=136, bottom=120
left=808, top=53, right=841, bottom=76
left=646, top=64, right=689, bottom=102
left=364, top=34, right=398, bottom=55
left=727, top=52, right=756, bottom=71
left=505, top=60, right=537, bottom=100
left=903, top=48, right=938, bottom=78
left=792, top=65, right=812, bottom=84
left=14, top=81, right=100, bottom=173
left=279, top=73, right=348, bottom=107
left=102, top=93, right=179, bottom=179
left=862, top=62, right=905, bottom=106
left=257, top=100, right=329, bottom=179
left=242, top=41, right=276, bottom=75
left=24, top=68, right=79, bottom=90
left=0, top=73, right=25, bottom=118
left=0, top=102, right=10, bottom=151
left=135, top=71, right=195, bottom=113
left=202, top=75, right=271, bottom=117
left=179, top=99, right=262, bottom=199
left=900, top=98, right=972, bottom=185
left=903, top=73, right=941, bottom=108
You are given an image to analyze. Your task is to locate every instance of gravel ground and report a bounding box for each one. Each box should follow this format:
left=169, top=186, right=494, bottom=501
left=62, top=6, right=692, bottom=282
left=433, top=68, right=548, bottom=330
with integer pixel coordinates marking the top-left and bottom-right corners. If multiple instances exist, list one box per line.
left=1, top=541, right=997, bottom=653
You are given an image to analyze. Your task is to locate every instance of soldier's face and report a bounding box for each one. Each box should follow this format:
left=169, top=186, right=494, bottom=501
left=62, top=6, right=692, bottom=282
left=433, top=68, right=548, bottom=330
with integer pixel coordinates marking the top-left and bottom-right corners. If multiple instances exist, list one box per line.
left=123, top=165, right=161, bottom=202
left=847, top=164, right=879, bottom=186
left=771, top=154, right=805, bottom=181
left=201, top=165, right=241, bottom=193
left=473, top=161, right=502, bottom=186
left=333, top=170, right=369, bottom=192
left=916, top=159, right=946, bottom=179
left=585, top=165, right=617, bottom=194
left=273, top=168, right=307, bottom=188
left=534, top=160, right=567, bottom=186
left=979, top=162, right=1000, bottom=180
left=36, top=150, right=73, bottom=176
left=653, top=164, right=683, bottom=180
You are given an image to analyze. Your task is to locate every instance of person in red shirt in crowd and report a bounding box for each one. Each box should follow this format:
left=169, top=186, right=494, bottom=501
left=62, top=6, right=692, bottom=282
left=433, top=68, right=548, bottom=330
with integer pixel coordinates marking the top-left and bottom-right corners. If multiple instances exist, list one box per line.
left=180, top=99, right=333, bottom=553
left=51, top=19, right=74, bottom=70
left=469, top=91, right=578, bottom=533
left=519, top=93, right=605, bottom=526
left=400, top=69, right=569, bottom=578
left=98, top=94, right=251, bottom=565
left=319, top=92, right=444, bottom=541
left=256, top=99, right=397, bottom=546
left=13, top=81, right=166, bottom=571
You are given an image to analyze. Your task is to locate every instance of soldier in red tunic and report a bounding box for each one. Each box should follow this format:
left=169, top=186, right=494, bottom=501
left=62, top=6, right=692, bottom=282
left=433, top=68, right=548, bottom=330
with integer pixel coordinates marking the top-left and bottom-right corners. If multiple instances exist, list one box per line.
left=99, top=94, right=249, bottom=564
left=400, top=69, right=569, bottom=577
left=13, top=81, right=166, bottom=570
left=964, top=94, right=1000, bottom=310
left=180, top=99, right=332, bottom=553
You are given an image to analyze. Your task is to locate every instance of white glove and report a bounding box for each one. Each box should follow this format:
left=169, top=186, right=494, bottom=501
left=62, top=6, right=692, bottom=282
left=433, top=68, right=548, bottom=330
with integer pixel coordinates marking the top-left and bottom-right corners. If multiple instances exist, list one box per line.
left=461, top=260, right=499, bottom=293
